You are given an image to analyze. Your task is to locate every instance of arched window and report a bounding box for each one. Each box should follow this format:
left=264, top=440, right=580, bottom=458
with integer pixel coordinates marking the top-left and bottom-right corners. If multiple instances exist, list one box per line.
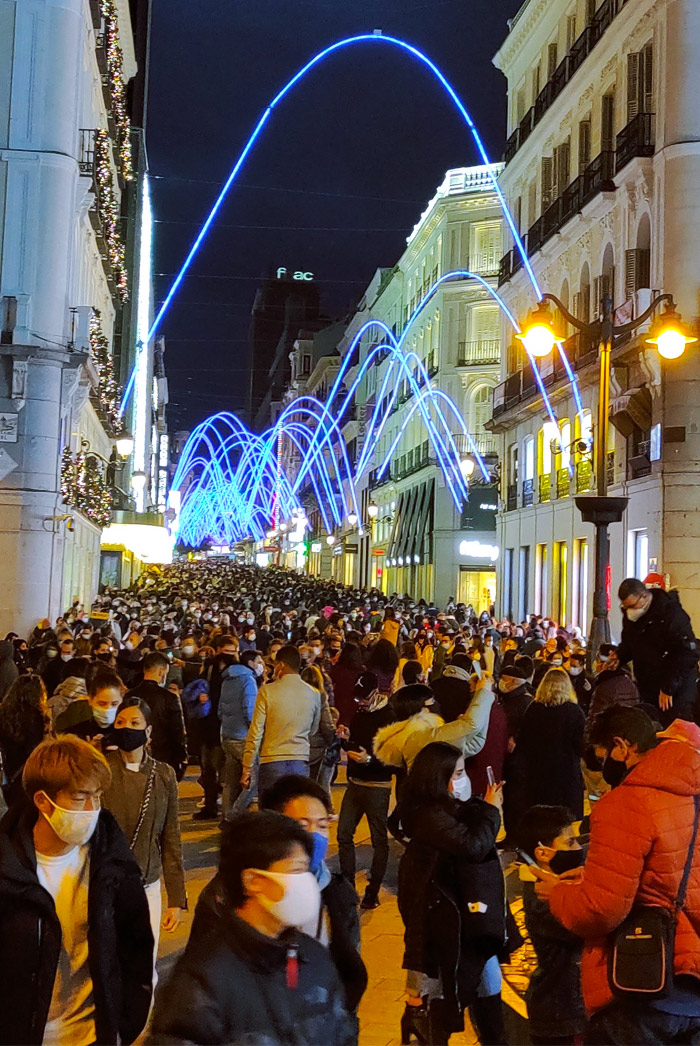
left=470, top=384, right=494, bottom=436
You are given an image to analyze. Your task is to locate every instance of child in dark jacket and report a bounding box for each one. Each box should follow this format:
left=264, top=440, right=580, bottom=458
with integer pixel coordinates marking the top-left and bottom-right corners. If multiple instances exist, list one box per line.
left=517, top=805, right=587, bottom=1045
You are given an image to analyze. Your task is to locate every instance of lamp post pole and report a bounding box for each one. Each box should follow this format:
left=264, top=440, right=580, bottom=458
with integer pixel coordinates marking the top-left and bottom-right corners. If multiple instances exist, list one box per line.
left=532, top=291, right=681, bottom=658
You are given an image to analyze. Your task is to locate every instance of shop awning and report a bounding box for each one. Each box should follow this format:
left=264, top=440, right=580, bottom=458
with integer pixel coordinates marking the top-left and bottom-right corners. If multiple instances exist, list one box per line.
left=386, top=479, right=435, bottom=565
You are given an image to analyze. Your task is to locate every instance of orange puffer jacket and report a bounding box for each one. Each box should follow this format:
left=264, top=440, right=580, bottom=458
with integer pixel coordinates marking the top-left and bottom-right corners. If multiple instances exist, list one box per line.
left=550, top=719, right=700, bottom=1015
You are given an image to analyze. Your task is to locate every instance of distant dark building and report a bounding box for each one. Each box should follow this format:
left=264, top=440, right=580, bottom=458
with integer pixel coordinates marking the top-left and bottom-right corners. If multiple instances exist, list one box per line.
left=248, top=268, right=320, bottom=430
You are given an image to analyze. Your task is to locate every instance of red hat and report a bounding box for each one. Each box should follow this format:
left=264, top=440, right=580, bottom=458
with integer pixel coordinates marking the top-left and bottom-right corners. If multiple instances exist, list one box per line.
left=644, top=572, right=666, bottom=590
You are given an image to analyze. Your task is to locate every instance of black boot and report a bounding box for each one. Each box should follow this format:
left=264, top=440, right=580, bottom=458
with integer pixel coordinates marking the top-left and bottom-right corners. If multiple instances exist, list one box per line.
left=470, top=993, right=507, bottom=1045
left=400, top=1001, right=430, bottom=1044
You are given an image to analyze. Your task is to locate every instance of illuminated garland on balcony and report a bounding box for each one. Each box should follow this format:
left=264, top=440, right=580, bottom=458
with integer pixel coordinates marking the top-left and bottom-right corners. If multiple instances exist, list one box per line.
left=89, top=310, right=123, bottom=434
left=98, top=0, right=133, bottom=182
left=94, top=130, right=129, bottom=302
left=60, top=446, right=112, bottom=528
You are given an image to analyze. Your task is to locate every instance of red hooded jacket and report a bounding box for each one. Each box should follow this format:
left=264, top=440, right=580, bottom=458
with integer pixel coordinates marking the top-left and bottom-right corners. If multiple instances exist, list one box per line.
left=550, top=720, right=700, bottom=1015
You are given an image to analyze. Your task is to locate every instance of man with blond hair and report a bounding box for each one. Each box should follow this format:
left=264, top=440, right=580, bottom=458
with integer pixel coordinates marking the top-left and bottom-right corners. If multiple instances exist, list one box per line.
left=0, top=736, right=153, bottom=1045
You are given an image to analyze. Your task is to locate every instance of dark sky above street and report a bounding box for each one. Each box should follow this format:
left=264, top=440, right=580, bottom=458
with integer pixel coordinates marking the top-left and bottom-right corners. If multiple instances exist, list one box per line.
left=147, top=0, right=524, bottom=433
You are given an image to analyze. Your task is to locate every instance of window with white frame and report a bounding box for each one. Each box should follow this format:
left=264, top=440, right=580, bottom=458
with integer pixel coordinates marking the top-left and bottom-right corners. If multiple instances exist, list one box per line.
left=470, top=222, right=502, bottom=276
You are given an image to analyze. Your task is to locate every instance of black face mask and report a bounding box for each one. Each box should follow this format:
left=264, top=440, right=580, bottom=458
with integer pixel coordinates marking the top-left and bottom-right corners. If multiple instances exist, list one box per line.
left=97, top=652, right=112, bottom=662
left=113, top=727, right=148, bottom=753
left=549, top=846, right=586, bottom=875
left=602, top=754, right=628, bottom=788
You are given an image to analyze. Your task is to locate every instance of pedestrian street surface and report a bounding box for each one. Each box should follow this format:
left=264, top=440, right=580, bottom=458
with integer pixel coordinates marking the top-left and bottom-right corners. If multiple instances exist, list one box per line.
left=155, top=771, right=534, bottom=1046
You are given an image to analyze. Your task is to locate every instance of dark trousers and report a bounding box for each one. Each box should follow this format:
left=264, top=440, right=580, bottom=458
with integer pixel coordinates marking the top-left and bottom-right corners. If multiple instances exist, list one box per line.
left=585, top=1002, right=700, bottom=1045
left=200, top=740, right=224, bottom=814
left=337, top=781, right=390, bottom=893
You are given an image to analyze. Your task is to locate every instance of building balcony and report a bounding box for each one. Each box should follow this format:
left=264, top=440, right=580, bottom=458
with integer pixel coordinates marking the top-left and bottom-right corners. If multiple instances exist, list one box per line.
left=504, top=0, right=632, bottom=166
left=615, top=113, right=655, bottom=174
left=457, top=339, right=501, bottom=366
left=454, top=433, right=499, bottom=458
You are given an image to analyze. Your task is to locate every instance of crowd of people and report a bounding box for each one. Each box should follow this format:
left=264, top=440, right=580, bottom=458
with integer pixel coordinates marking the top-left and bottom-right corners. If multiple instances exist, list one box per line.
left=1, top=560, right=700, bottom=1045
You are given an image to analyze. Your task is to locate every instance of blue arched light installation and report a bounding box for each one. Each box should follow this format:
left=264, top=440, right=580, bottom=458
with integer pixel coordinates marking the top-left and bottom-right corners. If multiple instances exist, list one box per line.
left=121, top=32, right=583, bottom=418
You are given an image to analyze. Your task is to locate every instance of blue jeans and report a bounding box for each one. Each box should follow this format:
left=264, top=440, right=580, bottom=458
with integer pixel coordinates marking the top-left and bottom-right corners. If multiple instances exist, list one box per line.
left=586, top=1003, right=700, bottom=1044
left=258, top=759, right=308, bottom=798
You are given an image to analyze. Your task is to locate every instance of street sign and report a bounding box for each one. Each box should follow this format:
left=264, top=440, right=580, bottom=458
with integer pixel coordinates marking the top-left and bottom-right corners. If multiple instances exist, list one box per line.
left=372, top=548, right=386, bottom=556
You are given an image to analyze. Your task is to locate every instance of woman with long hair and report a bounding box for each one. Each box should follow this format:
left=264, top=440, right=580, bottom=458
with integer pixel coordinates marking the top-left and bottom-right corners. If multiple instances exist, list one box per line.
left=508, top=667, right=585, bottom=822
left=394, top=641, right=418, bottom=691
left=102, top=696, right=187, bottom=967
left=0, top=674, right=50, bottom=805
left=366, top=637, right=400, bottom=696
left=397, top=742, right=516, bottom=1045
left=330, top=642, right=364, bottom=725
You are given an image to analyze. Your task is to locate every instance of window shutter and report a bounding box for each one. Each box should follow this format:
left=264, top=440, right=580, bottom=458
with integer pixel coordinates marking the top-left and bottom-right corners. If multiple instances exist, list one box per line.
left=581, top=282, right=591, bottom=322
left=625, top=250, right=638, bottom=300
left=528, top=179, right=537, bottom=224
left=627, top=52, right=640, bottom=121
left=578, top=120, right=591, bottom=174
left=642, top=43, right=654, bottom=112
left=548, top=42, right=558, bottom=79
left=602, top=93, right=615, bottom=151
left=559, top=140, right=570, bottom=192
left=586, top=0, right=596, bottom=24
left=541, top=157, right=553, bottom=208
left=567, top=15, right=577, bottom=51
left=572, top=292, right=581, bottom=320
left=593, top=274, right=612, bottom=316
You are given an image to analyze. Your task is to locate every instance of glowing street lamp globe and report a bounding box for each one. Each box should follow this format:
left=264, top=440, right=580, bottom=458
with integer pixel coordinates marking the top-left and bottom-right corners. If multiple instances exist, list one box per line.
left=347, top=512, right=358, bottom=526
left=516, top=301, right=564, bottom=358
left=326, top=534, right=336, bottom=546
left=460, top=456, right=476, bottom=479
left=646, top=305, right=696, bottom=361
left=367, top=502, right=379, bottom=519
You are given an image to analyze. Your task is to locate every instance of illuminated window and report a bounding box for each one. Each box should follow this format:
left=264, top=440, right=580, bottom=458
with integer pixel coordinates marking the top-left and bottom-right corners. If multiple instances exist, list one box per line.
left=572, top=538, right=589, bottom=629
left=535, top=544, right=549, bottom=616
left=554, top=541, right=568, bottom=626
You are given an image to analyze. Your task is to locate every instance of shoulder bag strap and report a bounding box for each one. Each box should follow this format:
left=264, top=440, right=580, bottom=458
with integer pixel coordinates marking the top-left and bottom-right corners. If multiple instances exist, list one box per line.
left=676, top=793, right=700, bottom=914
left=129, top=758, right=157, bottom=850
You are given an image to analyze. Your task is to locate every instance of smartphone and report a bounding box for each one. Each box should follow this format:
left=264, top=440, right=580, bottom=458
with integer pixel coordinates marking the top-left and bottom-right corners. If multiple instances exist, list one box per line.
left=517, top=849, right=538, bottom=868
left=486, top=766, right=496, bottom=788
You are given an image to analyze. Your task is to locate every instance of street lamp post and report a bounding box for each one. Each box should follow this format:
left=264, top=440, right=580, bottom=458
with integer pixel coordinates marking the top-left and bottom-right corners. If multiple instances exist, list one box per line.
left=518, top=294, right=695, bottom=657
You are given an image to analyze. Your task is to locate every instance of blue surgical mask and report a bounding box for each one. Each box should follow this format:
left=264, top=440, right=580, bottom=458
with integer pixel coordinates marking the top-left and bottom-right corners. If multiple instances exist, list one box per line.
left=309, top=831, right=329, bottom=876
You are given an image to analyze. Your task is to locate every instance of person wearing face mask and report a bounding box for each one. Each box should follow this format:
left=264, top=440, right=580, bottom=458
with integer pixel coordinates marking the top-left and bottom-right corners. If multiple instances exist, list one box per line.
left=116, top=629, right=146, bottom=690
left=615, top=577, right=699, bottom=726
left=585, top=643, right=639, bottom=736
left=260, top=775, right=367, bottom=1016
left=0, top=736, right=153, bottom=1046
left=63, top=667, right=124, bottom=745
left=103, top=698, right=187, bottom=965
left=535, top=706, right=700, bottom=1044
left=47, top=656, right=91, bottom=728
left=125, top=652, right=188, bottom=781
left=241, top=646, right=322, bottom=796
left=515, top=805, right=586, bottom=1045
left=567, top=651, right=593, bottom=712
left=149, top=810, right=355, bottom=1046
left=219, top=649, right=264, bottom=820
left=334, top=672, right=396, bottom=911
left=397, top=742, right=517, bottom=1046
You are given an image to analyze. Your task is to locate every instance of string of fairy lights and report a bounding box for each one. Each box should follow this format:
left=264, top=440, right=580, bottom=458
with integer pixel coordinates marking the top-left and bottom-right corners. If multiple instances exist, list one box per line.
left=93, top=129, right=129, bottom=303
left=97, top=0, right=133, bottom=183
left=89, top=310, right=123, bottom=434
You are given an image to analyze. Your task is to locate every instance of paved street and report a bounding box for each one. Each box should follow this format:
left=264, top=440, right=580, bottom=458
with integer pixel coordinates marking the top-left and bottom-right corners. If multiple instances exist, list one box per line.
left=154, top=771, right=535, bottom=1046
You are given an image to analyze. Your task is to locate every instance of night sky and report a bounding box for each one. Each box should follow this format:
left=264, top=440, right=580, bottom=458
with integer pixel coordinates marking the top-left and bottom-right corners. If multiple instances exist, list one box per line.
left=147, top=0, right=524, bottom=434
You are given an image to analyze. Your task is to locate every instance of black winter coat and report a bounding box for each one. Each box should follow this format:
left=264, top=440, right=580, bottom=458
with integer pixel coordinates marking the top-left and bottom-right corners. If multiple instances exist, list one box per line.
left=0, top=802, right=153, bottom=1045
left=149, top=876, right=356, bottom=1046
left=125, top=678, right=188, bottom=778
left=322, top=872, right=367, bottom=1013
left=509, top=701, right=585, bottom=820
left=397, top=796, right=517, bottom=1034
left=617, top=588, right=699, bottom=720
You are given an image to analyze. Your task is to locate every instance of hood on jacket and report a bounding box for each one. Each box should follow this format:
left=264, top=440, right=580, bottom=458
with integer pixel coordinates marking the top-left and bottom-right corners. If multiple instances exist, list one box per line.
left=373, top=708, right=442, bottom=766
left=223, top=663, right=254, bottom=681
left=0, top=640, right=14, bottom=661
left=622, top=720, right=700, bottom=797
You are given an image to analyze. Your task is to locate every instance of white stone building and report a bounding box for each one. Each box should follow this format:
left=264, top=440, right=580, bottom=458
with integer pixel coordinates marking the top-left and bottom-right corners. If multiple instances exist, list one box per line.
left=0, top=0, right=151, bottom=632
left=329, top=166, right=505, bottom=610
left=491, top=0, right=700, bottom=630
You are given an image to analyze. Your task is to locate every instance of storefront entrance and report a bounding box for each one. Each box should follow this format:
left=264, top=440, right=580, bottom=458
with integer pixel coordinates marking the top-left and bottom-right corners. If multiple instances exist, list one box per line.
left=458, top=567, right=496, bottom=614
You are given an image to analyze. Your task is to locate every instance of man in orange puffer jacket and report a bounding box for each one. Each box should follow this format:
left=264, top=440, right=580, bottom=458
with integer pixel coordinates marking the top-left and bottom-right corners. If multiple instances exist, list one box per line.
left=536, top=706, right=700, bottom=1044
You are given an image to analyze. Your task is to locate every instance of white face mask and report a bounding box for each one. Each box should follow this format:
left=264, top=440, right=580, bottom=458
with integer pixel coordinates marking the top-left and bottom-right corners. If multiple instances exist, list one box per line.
left=92, top=705, right=118, bottom=728
left=40, top=793, right=100, bottom=847
left=254, top=662, right=264, bottom=677
left=569, top=666, right=582, bottom=676
left=251, top=869, right=320, bottom=928
left=450, top=775, right=472, bottom=803
left=626, top=604, right=648, bottom=622
left=551, top=658, right=563, bottom=667
left=182, top=645, right=195, bottom=656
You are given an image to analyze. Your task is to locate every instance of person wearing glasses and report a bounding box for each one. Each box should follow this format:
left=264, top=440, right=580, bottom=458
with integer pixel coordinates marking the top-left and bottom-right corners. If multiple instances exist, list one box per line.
left=614, top=577, right=699, bottom=726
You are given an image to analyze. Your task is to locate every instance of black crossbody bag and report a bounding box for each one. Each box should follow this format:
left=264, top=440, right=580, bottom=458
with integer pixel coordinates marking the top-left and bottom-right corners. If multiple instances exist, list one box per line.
left=608, top=793, right=700, bottom=998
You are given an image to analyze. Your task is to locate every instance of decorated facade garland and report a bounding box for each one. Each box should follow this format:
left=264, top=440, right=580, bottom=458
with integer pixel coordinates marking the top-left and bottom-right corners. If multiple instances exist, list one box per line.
left=60, top=445, right=112, bottom=528
left=98, top=0, right=133, bottom=182
left=93, top=130, right=129, bottom=302
left=89, top=309, right=123, bottom=434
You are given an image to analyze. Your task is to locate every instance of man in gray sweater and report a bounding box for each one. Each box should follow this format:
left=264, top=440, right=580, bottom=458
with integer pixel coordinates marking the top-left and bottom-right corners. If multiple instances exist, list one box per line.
left=241, top=645, right=321, bottom=796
